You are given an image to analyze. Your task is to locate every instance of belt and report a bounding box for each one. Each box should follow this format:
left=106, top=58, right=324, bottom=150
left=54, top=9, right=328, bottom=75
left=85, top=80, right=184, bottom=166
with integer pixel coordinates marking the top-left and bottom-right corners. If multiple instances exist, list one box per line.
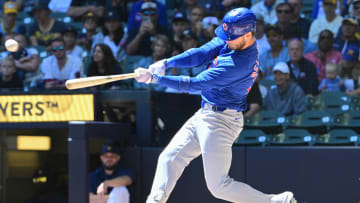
left=201, top=101, right=228, bottom=112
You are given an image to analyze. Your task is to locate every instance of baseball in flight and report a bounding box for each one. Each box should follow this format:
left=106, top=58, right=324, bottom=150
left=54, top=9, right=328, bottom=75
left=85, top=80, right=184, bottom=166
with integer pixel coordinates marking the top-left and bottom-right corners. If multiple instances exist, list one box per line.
left=5, top=39, right=19, bottom=52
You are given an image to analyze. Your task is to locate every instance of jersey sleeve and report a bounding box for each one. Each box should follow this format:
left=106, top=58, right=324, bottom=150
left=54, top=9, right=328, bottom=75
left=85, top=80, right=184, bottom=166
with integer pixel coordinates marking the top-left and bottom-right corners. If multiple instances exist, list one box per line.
left=166, top=37, right=225, bottom=68
left=157, top=57, right=237, bottom=92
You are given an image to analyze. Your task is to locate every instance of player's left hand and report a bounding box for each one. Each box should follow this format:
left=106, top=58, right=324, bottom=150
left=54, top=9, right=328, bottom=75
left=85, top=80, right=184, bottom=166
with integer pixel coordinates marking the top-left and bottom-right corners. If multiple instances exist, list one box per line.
left=135, top=67, right=153, bottom=83
left=149, top=59, right=167, bottom=75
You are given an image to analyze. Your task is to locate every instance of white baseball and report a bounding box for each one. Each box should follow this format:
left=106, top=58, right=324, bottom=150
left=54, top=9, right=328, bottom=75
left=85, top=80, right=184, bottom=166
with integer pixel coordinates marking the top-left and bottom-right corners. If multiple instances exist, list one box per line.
left=5, top=39, right=19, bottom=52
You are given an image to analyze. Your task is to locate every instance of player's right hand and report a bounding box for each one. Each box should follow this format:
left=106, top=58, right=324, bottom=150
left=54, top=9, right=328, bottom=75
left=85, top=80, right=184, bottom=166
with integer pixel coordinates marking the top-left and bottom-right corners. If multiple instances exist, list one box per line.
left=135, top=67, right=152, bottom=83
left=149, top=59, right=167, bottom=75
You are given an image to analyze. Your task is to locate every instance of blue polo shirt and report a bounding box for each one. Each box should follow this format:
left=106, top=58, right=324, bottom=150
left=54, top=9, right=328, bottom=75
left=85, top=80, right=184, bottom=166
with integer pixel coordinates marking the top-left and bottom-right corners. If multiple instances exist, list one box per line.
left=89, top=165, right=135, bottom=194
left=156, top=37, right=259, bottom=112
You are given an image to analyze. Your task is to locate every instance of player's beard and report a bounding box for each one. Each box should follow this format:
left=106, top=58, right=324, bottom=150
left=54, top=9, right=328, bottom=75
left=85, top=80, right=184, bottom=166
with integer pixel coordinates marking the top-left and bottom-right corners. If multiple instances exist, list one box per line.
left=103, top=163, right=117, bottom=170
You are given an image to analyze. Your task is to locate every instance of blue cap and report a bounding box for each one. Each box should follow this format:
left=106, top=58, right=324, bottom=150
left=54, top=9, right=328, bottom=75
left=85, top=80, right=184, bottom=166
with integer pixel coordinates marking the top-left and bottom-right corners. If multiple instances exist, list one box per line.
left=215, top=7, right=256, bottom=41
left=33, top=0, right=50, bottom=10
left=101, top=141, right=121, bottom=155
left=343, top=44, right=359, bottom=62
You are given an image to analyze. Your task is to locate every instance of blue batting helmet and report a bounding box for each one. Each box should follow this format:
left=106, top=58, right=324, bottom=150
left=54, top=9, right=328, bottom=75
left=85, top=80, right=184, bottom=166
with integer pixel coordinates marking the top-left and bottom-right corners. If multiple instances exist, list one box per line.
left=215, top=8, right=256, bottom=41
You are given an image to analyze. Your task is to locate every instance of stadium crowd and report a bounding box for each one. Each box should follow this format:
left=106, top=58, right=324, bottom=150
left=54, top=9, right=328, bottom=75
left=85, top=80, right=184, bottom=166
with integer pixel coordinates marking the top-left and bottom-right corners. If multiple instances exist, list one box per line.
left=0, top=0, right=360, bottom=117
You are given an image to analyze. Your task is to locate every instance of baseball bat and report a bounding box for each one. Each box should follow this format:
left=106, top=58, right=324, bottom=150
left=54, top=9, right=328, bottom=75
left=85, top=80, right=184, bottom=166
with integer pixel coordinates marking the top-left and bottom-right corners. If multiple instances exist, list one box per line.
left=65, top=73, right=138, bottom=90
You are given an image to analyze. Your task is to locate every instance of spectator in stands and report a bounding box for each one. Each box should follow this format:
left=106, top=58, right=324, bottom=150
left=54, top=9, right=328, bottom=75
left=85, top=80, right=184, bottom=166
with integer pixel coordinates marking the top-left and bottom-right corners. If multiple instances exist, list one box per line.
left=29, top=0, right=66, bottom=47
left=77, top=11, right=101, bottom=51
left=342, top=0, right=360, bottom=16
left=275, top=2, right=299, bottom=40
left=260, top=25, right=290, bottom=80
left=288, top=0, right=311, bottom=40
left=0, top=57, right=23, bottom=89
left=67, top=0, right=105, bottom=20
left=0, top=0, right=23, bottom=12
left=127, top=0, right=168, bottom=33
left=126, top=2, right=170, bottom=56
left=201, top=16, right=219, bottom=43
left=346, top=0, right=360, bottom=20
left=312, top=0, right=344, bottom=19
left=318, top=62, right=344, bottom=92
left=86, top=44, right=122, bottom=89
left=305, top=29, right=342, bottom=81
left=222, top=0, right=251, bottom=11
left=264, top=62, right=306, bottom=116
left=89, top=141, right=134, bottom=203
left=284, top=27, right=318, bottom=55
left=255, top=14, right=270, bottom=56
left=287, top=38, right=319, bottom=96
left=40, top=38, right=83, bottom=89
left=338, top=44, right=360, bottom=94
left=0, top=1, right=25, bottom=36
left=189, top=6, right=205, bottom=42
left=11, top=33, right=40, bottom=81
left=171, top=11, right=189, bottom=53
left=309, top=0, right=343, bottom=44
left=63, top=26, right=84, bottom=59
left=244, top=81, right=262, bottom=117
left=334, top=17, right=360, bottom=52
left=101, top=9, right=127, bottom=63
left=106, top=0, right=129, bottom=23
left=251, top=0, right=279, bottom=25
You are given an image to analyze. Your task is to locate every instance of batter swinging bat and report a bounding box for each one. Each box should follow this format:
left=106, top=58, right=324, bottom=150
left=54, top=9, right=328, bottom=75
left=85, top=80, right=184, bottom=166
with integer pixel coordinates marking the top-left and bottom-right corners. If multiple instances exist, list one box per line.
left=65, top=73, right=138, bottom=90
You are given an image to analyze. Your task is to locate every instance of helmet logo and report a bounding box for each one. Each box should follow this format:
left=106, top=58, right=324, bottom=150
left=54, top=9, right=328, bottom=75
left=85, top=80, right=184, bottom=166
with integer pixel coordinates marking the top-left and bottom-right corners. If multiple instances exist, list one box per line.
left=223, top=23, right=228, bottom=31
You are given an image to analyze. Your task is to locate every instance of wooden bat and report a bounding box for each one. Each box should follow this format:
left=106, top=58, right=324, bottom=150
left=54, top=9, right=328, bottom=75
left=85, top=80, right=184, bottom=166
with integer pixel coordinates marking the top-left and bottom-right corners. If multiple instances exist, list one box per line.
left=65, top=73, right=138, bottom=90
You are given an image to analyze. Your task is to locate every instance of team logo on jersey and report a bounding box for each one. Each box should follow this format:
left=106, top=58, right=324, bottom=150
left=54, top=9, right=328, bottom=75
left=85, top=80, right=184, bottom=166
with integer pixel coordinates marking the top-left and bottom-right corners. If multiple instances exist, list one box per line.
left=135, top=12, right=142, bottom=22
left=223, top=23, right=228, bottom=31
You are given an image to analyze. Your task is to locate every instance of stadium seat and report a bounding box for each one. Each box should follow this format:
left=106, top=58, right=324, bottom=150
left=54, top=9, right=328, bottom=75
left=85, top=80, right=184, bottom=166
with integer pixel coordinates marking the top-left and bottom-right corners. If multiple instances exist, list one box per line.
left=269, top=129, right=313, bottom=146
left=244, top=110, right=285, bottom=134
left=286, top=110, right=331, bottom=134
left=350, top=96, right=360, bottom=110
left=333, top=111, right=360, bottom=133
left=316, top=129, right=359, bottom=146
left=305, top=94, right=323, bottom=110
left=234, top=129, right=268, bottom=146
left=321, top=92, right=350, bottom=116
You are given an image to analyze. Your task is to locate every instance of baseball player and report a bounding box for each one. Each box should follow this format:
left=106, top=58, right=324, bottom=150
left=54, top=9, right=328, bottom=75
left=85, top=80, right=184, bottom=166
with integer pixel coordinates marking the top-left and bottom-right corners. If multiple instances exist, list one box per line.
left=135, top=8, right=297, bottom=203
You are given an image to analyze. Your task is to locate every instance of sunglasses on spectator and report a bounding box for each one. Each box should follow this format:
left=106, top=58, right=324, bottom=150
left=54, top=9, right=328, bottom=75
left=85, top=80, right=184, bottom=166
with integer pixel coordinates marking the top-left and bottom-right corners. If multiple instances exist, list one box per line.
left=354, top=6, right=360, bottom=10
left=276, top=9, right=291, bottom=14
left=323, top=2, right=335, bottom=6
left=51, top=45, right=65, bottom=51
left=143, top=10, right=156, bottom=16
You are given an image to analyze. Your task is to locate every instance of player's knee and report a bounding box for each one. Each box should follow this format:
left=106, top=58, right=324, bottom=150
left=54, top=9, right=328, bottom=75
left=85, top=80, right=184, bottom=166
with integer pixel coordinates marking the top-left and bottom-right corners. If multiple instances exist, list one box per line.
left=108, top=186, right=130, bottom=203
left=205, top=179, right=229, bottom=199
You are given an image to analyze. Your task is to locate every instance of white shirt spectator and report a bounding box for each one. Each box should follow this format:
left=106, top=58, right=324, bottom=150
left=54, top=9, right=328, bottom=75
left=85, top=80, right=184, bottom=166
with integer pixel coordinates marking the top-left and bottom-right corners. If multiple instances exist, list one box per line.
left=308, top=15, right=343, bottom=44
left=41, top=55, right=83, bottom=80
left=66, top=45, right=85, bottom=59
left=49, top=0, right=72, bottom=13
left=251, top=0, right=283, bottom=25
left=103, top=36, right=127, bottom=63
